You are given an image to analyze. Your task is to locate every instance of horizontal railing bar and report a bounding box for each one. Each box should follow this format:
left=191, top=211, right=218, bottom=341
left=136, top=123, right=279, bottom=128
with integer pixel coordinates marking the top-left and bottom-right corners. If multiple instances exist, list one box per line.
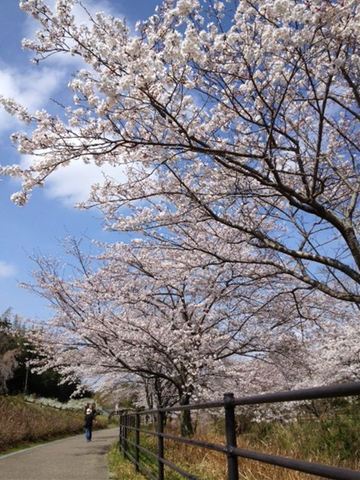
left=122, top=424, right=228, bottom=453
left=124, top=433, right=360, bottom=480
left=123, top=449, right=158, bottom=480
left=122, top=428, right=360, bottom=479
left=119, top=383, right=360, bottom=480
left=119, top=433, right=158, bottom=469
left=123, top=437, right=159, bottom=460
left=121, top=453, right=157, bottom=480
left=128, top=400, right=224, bottom=415
left=159, top=456, right=200, bottom=480
left=233, top=382, right=360, bottom=408
left=123, top=438, right=201, bottom=479
left=231, top=446, right=360, bottom=480
left=122, top=432, right=201, bottom=479
left=138, top=465, right=157, bottom=480
left=124, top=425, right=155, bottom=435
left=139, top=466, right=157, bottom=480
left=160, top=431, right=227, bottom=453
left=122, top=424, right=221, bottom=452
left=122, top=382, right=360, bottom=415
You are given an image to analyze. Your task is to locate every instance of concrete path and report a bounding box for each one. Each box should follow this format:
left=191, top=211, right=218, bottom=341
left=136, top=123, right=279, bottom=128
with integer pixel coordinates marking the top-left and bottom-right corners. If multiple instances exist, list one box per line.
left=0, top=428, right=118, bottom=480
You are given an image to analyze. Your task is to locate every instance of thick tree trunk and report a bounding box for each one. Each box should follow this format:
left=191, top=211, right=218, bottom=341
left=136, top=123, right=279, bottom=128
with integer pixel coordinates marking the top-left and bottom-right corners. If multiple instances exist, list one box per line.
left=180, top=395, right=193, bottom=437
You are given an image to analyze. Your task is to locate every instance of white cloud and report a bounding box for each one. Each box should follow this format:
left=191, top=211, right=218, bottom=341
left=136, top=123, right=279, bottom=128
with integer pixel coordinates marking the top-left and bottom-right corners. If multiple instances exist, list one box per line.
left=0, top=0, right=121, bottom=134
left=20, top=153, right=126, bottom=207
left=45, top=160, right=127, bottom=206
left=2, top=0, right=130, bottom=208
left=0, top=65, right=64, bottom=133
left=0, top=261, right=17, bottom=278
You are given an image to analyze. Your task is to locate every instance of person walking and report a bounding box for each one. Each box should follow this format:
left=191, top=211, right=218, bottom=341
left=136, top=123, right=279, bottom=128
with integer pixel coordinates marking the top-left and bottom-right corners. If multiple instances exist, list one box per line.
left=84, top=407, right=94, bottom=442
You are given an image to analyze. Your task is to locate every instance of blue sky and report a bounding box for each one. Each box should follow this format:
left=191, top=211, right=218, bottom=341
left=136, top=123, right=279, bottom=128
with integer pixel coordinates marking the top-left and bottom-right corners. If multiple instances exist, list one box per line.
left=0, top=0, right=159, bottom=320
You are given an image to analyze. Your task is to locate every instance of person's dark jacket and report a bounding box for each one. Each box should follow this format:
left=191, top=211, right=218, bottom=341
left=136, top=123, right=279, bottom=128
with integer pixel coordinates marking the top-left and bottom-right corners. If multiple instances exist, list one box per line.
left=84, top=412, right=94, bottom=428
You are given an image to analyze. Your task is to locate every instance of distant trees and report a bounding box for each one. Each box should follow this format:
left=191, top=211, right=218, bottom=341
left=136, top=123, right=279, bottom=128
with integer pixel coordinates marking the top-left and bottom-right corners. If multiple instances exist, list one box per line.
left=0, top=309, right=87, bottom=400
left=0, top=309, right=21, bottom=394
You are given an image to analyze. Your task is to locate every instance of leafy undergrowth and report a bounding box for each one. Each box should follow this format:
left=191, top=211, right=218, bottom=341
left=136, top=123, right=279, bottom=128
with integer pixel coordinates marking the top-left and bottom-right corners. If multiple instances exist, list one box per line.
left=0, top=395, right=108, bottom=452
left=109, top=400, right=359, bottom=480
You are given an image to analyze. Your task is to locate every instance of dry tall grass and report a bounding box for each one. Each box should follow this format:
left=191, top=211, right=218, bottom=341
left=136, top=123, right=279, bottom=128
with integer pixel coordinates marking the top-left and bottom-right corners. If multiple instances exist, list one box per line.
left=0, top=395, right=107, bottom=452
left=161, top=420, right=359, bottom=480
left=162, top=433, right=320, bottom=480
left=118, top=405, right=359, bottom=480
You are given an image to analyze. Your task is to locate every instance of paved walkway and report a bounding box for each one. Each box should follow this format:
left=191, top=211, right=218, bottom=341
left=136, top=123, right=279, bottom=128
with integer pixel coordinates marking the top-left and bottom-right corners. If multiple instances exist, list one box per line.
left=0, top=428, right=118, bottom=480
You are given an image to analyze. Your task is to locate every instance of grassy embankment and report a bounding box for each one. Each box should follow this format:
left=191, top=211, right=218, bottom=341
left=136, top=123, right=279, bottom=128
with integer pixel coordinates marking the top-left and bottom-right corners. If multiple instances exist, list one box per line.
left=108, top=399, right=360, bottom=480
left=0, top=395, right=108, bottom=453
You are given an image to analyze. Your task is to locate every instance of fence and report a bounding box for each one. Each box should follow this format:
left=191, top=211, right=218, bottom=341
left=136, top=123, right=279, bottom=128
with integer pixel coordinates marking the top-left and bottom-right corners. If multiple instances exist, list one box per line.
left=118, top=382, right=360, bottom=480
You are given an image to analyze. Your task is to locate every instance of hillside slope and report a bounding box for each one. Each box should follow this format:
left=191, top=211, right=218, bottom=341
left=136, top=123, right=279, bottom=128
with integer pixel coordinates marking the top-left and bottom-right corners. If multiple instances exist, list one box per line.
left=0, top=396, right=106, bottom=452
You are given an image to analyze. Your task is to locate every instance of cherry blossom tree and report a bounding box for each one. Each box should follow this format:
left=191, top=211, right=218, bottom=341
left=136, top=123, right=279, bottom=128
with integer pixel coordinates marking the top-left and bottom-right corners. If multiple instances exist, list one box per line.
left=27, top=236, right=336, bottom=432
left=0, top=0, right=359, bottom=305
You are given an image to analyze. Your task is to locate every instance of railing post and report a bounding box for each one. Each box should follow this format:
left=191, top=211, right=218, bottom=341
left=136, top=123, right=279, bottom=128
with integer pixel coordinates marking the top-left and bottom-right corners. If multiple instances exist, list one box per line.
left=135, top=411, right=140, bottom=472
left=157, top=410, right=165, bottom=480
left=119, top=413, right=122, bottom=452
left=124, top=413, right=128, bottom=459
left=224, top=393, right=239, bottom=480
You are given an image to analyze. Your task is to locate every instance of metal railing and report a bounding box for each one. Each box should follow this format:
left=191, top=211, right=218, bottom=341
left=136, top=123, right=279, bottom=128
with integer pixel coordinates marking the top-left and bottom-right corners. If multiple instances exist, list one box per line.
left=118, top=382, right=360, bottom=480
